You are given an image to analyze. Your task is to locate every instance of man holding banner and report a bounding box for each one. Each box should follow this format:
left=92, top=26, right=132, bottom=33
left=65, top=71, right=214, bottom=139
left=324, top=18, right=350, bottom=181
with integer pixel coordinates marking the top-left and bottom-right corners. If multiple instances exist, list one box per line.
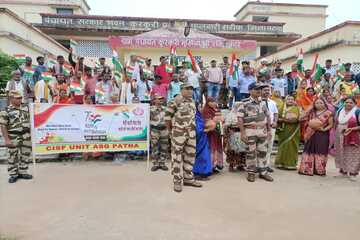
left=165, top=83, right=202, bottom=193
left=0, top=91, right=32, bottom=183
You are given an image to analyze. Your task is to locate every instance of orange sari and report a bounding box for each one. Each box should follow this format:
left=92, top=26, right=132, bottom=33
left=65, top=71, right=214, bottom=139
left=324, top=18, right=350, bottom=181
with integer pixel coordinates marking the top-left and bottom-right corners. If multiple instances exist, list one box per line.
left=296, top=89, right=317, bottom=140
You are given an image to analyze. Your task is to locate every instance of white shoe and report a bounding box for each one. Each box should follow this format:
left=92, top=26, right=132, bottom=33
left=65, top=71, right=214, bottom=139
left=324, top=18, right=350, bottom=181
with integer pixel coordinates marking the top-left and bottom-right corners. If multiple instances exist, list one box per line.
left=349, top=175, right=358, bottom=182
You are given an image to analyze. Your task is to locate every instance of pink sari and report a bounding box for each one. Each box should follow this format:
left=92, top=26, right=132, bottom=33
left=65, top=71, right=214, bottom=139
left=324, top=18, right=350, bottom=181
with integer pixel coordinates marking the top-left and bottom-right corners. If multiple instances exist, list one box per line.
left=299, top=110, right=332, bottom=176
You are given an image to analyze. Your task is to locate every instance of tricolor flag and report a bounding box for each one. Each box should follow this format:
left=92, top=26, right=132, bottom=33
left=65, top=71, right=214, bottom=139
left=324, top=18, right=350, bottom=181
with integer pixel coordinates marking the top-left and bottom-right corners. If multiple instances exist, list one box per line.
left=312, top=53, right=323, bottom=81
left=95, top=87, right=105, bottom=99
left=170, top=45, right=178, bottom=67
left=125, top=65, right=134, bottom=78
left=112, top=50, right=124, bottom=72
left=187, top=50, right=200, bottom=73
left=14, top=54, right=26, bottom=65
left=70, top=39, right=78, bottom=54
left=143, top=68, right=153, bottom=78
left=41, top=72, right=55, bottom=82
left=63, top=63, right=73, bottom=76
left=296, top=49, right=304, bottom=73
left=114, top=71, right=123, bottom=82
left=336, top=59, right=346, bottom=81
left=165, top=64, right=173, bottom=73
left=46, top=58, right=57, bottom=69
left=23, top=67, right=35, bottom=79
left=70, top=81, right=84, bottom=94
left=229, top=53, right=238, bottom=80
left=137, top=56, right=146, bottom=66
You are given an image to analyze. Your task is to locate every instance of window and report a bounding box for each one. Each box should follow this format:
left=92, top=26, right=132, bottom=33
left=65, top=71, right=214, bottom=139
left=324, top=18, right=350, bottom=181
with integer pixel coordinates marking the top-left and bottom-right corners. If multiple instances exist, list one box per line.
left=56, top=8, right=74, bottom=15
left=252, top=16, right=269, bottom=22
left=260, top=46, right=277, bottom=56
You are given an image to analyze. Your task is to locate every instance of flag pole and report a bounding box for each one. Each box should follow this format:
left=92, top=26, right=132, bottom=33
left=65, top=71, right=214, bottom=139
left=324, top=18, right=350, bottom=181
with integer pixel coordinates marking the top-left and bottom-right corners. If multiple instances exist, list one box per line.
left=29, top=103, right=37, bottom=181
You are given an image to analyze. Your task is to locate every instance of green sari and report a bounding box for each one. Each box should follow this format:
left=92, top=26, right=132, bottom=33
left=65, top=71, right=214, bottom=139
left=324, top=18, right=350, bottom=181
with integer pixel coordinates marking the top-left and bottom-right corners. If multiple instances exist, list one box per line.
left=275, top=105, right=301, bottom=170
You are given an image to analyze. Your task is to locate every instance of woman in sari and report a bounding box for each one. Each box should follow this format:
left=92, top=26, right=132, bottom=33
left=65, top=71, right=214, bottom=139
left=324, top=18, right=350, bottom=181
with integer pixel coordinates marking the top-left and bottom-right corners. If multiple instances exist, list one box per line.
left=334, top=97, right=360, bottom=181
left=193, top=105, right=213, bottom=180
left=275, top=96, right=301, bottom=170
left=202, top=97, right=224, bottom=173
left=298, top=98, right=334, bottom=176
left=322, top=88, right=336, bottom=155
left=297, top=86, right=317, bottom=141
left=224, top=102, right=247, bottom=172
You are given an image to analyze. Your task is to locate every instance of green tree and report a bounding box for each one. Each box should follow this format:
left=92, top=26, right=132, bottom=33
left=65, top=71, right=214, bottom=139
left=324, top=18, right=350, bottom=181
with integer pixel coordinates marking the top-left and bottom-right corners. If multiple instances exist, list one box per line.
left=0, top=52, right=19, bottom=94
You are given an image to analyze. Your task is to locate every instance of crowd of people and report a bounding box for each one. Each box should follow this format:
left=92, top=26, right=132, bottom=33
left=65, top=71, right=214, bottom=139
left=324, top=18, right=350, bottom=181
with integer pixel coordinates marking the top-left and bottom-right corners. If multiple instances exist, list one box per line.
left=2, top=50, right=360, bottom=192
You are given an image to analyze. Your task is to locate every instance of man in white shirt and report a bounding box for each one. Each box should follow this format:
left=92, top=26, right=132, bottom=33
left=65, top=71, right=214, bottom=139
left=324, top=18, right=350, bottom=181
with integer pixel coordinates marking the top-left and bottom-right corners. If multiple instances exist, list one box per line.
left=205, top=60, right=223, bottom=101
left=271, top=68, right=288, bottom=98
left=262, top=85, right=278, bottom=172
left=6, top=70, right=28, bottom=103
left=324, top=59, right=336, bottom=78
left=184, top=65, right=201, bottom=104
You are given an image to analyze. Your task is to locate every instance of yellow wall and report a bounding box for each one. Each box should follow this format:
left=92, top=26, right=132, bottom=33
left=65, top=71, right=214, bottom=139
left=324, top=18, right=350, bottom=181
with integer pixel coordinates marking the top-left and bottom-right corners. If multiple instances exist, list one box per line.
left=236, top=3, right=327, bottom=38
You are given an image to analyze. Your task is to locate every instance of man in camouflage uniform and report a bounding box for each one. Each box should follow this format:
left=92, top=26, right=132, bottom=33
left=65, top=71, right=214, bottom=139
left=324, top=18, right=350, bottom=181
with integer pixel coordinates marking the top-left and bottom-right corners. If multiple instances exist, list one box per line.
left=150, top=94, right=169, bottom=172
left=165, top=83, right=202, bottom=192
left=238, top=83, right=274, bottom=182
left=0, top=91, right=32, bottom=183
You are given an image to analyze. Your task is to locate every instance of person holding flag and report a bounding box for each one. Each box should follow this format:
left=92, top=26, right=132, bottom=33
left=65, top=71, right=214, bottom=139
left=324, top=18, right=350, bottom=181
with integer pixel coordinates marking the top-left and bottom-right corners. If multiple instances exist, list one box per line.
left=155, top=56, right=173, bottom=86
left=226, top=56, right=241, bottom=107
left=70, top=70, right=85, bottom=104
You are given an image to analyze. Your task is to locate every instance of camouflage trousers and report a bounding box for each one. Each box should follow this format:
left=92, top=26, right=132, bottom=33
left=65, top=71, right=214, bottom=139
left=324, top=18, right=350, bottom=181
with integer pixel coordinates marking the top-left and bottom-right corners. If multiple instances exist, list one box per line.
left=171, top=127, right=196, bottom=184
left=245, top=128, right=268, bottom=174
left=150, top=128, right=169, bottom=166
left=8, top=145, right=31, bottom=177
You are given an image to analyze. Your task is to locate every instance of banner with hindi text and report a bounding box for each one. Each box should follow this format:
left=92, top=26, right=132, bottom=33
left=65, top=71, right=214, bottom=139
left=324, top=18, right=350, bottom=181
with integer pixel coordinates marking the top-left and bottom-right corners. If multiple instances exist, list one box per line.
left=30, top=104, right=149, bottom=155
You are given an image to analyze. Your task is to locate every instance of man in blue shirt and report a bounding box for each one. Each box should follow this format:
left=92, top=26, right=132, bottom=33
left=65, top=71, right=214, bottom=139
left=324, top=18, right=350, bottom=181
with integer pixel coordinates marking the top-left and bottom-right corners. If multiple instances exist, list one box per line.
left=271, top=68, right=288, bottom=98
left=239, top=65, right=256, bottom=100
left=32, top=56, right=47, bottom=85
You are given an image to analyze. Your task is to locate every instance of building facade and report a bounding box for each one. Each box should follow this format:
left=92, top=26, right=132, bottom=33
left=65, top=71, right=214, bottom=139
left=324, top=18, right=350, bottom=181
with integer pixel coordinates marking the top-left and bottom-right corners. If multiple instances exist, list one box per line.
left=0, top=0, right=344, bottom=68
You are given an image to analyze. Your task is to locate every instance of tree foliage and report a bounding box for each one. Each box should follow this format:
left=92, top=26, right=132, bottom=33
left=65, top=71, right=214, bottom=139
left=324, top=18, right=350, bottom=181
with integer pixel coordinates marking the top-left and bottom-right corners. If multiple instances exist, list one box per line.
left=0, top=52, right=19, bottom=94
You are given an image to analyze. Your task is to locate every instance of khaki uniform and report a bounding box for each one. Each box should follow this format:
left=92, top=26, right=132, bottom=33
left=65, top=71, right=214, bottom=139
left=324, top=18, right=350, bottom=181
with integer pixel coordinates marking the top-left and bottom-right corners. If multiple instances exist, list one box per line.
left=238, top=97, right=269, bottom=174
left=150, top=105, right=169, bottom=166
left=165, top=96, right=196, bottom=184
left=0, top=104, right=31, bottom=177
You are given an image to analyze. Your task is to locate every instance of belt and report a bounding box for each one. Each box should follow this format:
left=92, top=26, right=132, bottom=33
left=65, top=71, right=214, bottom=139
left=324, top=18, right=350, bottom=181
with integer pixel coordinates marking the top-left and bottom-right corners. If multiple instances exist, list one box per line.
left=244, top=125, right=265, bottom=129
left=151, top=125, right=167, bottom=130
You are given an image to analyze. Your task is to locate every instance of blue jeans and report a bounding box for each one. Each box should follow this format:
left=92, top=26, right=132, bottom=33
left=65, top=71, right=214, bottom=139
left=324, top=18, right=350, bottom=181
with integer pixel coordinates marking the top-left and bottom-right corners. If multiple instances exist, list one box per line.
left=229, top=87, right=241, bottom=108
left=206, top=82, right=221, bottom=100
left=192, top=88, right=201, bottom=104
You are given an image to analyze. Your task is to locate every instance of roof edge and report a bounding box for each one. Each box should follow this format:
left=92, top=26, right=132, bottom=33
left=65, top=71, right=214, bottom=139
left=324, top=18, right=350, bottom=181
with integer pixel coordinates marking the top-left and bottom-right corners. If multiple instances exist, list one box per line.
left=0, top=8, right=69, bottom=53
left=234, top=1, right=328, bottom=18
left=39, top=13, right=286, bottom=26
left=255, top=21, right=360, bottom=60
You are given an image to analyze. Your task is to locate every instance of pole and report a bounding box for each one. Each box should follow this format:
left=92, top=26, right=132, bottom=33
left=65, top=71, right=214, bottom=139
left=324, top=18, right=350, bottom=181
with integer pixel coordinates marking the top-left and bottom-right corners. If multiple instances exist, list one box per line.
left=29, top=103, right=37, bottom=180
left=146, top=103, right=150, bottom=171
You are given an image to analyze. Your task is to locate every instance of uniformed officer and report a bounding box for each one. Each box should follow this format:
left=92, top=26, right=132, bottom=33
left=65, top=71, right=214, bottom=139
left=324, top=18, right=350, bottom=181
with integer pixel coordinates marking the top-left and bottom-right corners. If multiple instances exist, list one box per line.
left=0, top=90, right=32, bottom=183
left=165, top=83, right=202, bottom=192
left=238, top=83, right=274, bottom=182
left=150, top=94, right=169, bottom=171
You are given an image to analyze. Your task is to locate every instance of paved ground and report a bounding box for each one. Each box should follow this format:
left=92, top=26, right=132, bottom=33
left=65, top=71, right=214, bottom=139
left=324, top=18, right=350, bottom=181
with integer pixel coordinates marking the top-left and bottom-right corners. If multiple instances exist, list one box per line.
left=0, top=158, right=359, bottom=240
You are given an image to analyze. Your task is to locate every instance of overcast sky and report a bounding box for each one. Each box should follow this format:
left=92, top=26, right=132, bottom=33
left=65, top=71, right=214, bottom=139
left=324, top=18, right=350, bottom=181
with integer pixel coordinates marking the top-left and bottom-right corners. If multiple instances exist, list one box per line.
left=87, top=0, right=359, bottom=28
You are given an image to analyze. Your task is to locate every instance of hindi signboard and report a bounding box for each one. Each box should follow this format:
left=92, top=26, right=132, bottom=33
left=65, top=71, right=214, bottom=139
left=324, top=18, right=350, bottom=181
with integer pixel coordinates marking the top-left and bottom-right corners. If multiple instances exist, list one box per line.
left=40, top=15, right=284, bottom=34
left=30, top=104, right=150, bottom=155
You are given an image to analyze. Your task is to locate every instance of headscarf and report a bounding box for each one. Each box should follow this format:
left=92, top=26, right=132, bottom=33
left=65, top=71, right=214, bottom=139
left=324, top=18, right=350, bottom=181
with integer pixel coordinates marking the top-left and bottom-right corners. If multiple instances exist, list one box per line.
left=296, top=87, right=316, bottom=111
